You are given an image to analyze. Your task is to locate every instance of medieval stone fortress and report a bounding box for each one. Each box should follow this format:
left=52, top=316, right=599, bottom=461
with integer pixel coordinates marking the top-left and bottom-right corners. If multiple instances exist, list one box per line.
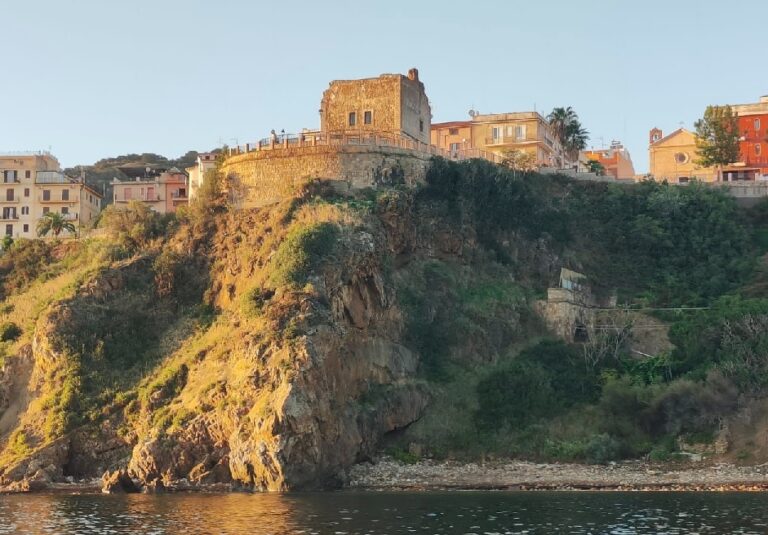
left=2, top=67, right=768, bottom=238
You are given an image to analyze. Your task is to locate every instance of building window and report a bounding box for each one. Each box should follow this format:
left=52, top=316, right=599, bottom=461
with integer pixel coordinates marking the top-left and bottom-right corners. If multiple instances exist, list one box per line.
left=3, top=170, right=16, bottom=183
left=24, top=188, right=29, bottom=197
left=25, top=170, right=31, bottom=179
left=23, top=224, right=28, bottom=233
left=678, top=176, right=690, bottom=184
left=124, top=188, right=132, bottom=200
left=21, top=206, right=28, bottom=215
left=515, top=125, right=526, bottom=139
left=674, top=152, right=689, bottom=164
left=449, top=142, right=461, bottom=153
left=449, top=128, right=459, bottom=136
left=363, top=110, right=372, bottom=125
left=61, top=207, right=68, bottom=215
left=5, top=189, right=13, bottom=201
left=756, top=144, right=762, bottom=156
left=147, top=187, right=154, bottom=200
left=42, top=189, right=50, bottom=201
left=42, top=207, right=50, bottom=214
left=62, top=189, right=69, bottom=201
left=5, top=225, right=12, bottom=236
left=348, top=112, right=357, bottom=126
left=419, top=119, right=424, bottom=132
left=755, top=118, right=761, bottom=131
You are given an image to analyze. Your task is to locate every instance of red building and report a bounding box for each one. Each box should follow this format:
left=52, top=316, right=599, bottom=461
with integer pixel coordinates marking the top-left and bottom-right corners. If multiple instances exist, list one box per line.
left=723, top=95, right=768, bottom=181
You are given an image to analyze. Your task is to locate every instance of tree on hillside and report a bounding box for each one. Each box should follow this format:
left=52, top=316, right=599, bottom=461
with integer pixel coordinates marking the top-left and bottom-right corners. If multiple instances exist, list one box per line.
left=585, top=159, right=606, bottom=176
left=37, top=212, right=76, bottom=238
left=547, top=107, right=589, bottom=161
left=501, top=149, right=537, bottom=172
left=694, top=105, right=740, bottom=181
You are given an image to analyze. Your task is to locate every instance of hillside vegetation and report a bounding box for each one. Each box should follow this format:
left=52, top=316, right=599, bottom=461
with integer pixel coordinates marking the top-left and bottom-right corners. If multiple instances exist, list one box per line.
left=1, top=157, right=768, bottom=491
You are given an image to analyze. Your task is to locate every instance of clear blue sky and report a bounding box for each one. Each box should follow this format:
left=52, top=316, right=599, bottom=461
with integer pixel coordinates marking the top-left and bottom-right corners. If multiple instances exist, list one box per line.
left=2, top=0, right=766, bottom=173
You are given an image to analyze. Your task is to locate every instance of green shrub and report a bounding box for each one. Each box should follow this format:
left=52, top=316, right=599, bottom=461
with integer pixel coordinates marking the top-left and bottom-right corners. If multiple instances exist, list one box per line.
left=152, top=250, right=183, bottom=298
left=584, top=433, right=622, bottom=464
left=7, top=431, right=31, bottom=457
left=240, top=286, right=274, bottom=318
left=0, top=322, right=21, bottom=342
left=476, top=360, right=555, bottom=429
left=387, top=447, right=420, bottom=464
left=99, top=201, right=170, bottom=251
left=269, top=222, right=339, bottom=287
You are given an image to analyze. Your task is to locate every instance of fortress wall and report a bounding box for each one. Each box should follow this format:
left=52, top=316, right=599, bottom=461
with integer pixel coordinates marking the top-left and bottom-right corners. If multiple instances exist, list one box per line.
left=221, top=145, right=432, bottom=208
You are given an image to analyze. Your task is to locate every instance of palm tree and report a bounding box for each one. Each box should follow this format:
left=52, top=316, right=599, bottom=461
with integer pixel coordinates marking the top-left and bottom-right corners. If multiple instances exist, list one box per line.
left=37, top=212, right=77, bottom=238
left=564, top=123, right=589, bottom=154
left=548, top=107, right=590, bottom=162
left=547, top=107, right=577, bottom=145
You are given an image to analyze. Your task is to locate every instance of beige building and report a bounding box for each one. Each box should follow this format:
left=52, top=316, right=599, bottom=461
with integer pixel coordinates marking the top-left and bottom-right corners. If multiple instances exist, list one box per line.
left=432, top=111, right=570, bottom=168
left=187, top=152, right=217, bottom=201
left=0, top=152, right=102, bottom=238
left=112, top=168, right=188, bottom=214
left=319, top=68, right=432, bottom=144
left=648, top=128, right=717, bottom=183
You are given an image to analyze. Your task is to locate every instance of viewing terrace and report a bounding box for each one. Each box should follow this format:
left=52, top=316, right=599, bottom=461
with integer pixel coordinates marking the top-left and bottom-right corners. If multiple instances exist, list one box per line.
left=227, top=131, right=504, bottom=164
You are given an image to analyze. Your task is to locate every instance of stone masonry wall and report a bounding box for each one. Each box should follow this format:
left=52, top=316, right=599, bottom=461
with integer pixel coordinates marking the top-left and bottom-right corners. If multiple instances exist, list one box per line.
left=221, top=145, right=432, bottom=208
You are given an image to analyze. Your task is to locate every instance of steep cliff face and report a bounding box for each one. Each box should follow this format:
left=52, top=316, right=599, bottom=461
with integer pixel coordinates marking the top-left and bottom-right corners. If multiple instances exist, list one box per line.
left=0, top=191, right=457, bottom=490
left=4, top=159, right=752, bottom=490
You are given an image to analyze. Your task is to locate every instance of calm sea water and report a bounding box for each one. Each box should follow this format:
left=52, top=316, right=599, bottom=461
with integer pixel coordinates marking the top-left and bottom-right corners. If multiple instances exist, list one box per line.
left=1, top=491, right=767, bottom=534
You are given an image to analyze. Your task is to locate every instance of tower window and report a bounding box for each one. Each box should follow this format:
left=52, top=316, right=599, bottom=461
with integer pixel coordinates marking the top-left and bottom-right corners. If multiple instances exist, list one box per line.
left=348, top=112, right=357, bottom=126
left=419, top=119, right=424, bottom=132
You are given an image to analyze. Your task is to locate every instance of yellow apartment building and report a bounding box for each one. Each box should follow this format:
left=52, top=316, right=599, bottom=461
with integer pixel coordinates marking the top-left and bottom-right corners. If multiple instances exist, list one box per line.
left=431, top=111, right=569, bottom=168
left=0, top=152, right=103, bottom=238
left=648, top=128, right=717, bottom=183
left=430, top=121, right=473, bottom=157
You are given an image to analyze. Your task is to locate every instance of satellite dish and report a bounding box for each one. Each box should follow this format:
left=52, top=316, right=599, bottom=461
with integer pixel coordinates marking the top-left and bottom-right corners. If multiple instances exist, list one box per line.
left=468, top=109, right=478, bottom=118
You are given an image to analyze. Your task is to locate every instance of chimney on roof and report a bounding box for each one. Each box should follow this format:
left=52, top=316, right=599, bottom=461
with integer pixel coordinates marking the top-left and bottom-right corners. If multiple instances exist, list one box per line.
left=407, top=68, right=419, bottom=81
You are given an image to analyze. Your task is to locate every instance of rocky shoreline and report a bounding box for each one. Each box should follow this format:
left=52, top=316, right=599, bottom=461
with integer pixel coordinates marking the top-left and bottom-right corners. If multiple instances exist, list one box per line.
left=7, top=458, right=768, bottom=494
left=347, top=458, right=768, bottom=492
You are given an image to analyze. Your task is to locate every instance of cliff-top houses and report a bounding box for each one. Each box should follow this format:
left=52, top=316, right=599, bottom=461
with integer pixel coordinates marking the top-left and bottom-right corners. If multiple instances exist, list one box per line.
left=111, top=166, right=188, bottom=214
left=0, top=151, right=102, bottom=239
left=5, top=71, right=767, bottom=236
left=649, top=94, right=768, bottom=184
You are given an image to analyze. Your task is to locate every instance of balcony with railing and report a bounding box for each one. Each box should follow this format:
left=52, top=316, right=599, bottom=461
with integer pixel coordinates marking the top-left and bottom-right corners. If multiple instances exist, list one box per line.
left=114, top=194, right=162, bottom=203
left=484, top=135, right=530, bottom=146
left=0, top=196, right=20, bottom=204
left=38, top=196, right=76, bottom=204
